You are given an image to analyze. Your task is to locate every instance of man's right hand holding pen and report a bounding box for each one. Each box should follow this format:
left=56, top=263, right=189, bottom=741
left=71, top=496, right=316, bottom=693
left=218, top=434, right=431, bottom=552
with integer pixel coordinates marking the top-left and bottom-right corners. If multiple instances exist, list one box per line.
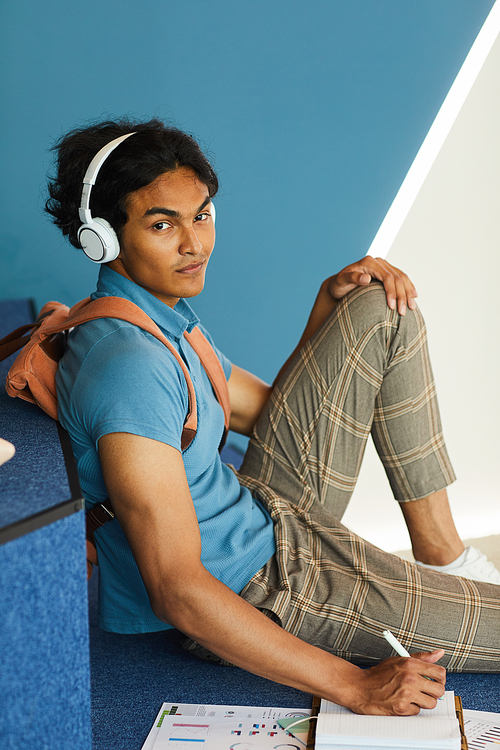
left=343, top=630, right=446, bottom=716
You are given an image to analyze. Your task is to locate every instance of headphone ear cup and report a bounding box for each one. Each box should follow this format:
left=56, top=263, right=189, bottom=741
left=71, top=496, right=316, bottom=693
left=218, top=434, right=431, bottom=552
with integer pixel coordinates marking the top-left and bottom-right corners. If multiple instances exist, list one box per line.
left=77, top=218, right=120, bottom=263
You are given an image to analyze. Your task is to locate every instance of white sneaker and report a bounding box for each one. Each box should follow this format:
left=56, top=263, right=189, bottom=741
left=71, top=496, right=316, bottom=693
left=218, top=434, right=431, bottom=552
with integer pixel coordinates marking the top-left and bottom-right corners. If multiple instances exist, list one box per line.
left=416, top=546, right=500, bottom=585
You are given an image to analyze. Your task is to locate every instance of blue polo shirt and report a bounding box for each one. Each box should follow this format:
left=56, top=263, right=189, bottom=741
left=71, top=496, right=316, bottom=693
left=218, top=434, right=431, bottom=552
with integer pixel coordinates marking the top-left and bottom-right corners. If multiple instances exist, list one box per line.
left=56, top=266, right=275, bottom=633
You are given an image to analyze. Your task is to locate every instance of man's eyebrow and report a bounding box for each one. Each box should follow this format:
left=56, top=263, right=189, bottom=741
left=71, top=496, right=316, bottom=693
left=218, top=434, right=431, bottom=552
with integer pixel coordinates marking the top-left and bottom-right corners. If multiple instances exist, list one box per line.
left=142, top=196, right=211, bottom=219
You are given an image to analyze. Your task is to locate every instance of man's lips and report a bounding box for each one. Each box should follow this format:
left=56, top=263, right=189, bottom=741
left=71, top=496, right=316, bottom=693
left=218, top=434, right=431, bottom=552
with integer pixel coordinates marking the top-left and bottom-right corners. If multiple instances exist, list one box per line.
left=176, top=260, right=205, bottom=274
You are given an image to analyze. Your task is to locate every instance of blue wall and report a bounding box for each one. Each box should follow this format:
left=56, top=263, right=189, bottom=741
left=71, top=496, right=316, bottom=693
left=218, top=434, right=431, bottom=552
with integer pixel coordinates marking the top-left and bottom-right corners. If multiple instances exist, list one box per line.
left=0, top=0, right=494, bottom=396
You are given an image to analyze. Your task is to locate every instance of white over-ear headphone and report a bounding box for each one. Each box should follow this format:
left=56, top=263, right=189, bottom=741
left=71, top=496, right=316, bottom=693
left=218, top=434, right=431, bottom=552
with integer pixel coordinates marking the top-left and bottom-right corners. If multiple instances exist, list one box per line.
left=77, top=131, right=216, bottom=263
left=77, top=132, right=136, bottom=263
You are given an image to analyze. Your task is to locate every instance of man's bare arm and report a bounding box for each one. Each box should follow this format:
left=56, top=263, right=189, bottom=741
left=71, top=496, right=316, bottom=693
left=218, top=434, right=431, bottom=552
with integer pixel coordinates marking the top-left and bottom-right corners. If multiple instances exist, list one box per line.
left=98, top=432, right=445, bottom=715
left=227, top=365, right=271, bottom=436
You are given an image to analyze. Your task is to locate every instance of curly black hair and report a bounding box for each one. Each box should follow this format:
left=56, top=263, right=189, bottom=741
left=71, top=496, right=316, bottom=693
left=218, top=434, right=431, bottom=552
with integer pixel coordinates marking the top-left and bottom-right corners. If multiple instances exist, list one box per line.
left=45, top=117, right=219, bottom=249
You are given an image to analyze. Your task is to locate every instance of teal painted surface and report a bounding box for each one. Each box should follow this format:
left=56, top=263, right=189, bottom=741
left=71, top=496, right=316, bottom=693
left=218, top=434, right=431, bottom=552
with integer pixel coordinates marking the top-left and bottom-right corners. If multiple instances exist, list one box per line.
left=0, top=1, right=495, bottom=394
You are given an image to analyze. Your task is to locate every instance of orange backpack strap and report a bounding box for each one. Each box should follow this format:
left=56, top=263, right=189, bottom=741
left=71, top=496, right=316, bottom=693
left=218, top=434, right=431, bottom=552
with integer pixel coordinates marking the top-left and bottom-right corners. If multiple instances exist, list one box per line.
left=184, top=326, right=231, bottom=436
left=4, top=296, right=231, bottom=451
left=63, top=297, right=202, bottom=450
left=60, top=297, right=231, bottom=445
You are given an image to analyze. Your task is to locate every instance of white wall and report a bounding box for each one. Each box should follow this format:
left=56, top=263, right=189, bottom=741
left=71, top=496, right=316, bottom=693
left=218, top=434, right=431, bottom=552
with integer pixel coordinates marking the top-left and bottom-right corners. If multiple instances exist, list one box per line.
left=342, top=9, right=500, bottom=552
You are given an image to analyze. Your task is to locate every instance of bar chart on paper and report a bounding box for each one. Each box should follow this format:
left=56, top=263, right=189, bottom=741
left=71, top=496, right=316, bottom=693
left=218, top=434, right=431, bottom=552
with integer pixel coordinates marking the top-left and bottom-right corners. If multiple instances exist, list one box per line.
left=463, top=710, right=500, bottom=749
left=141, top=703, right=313, bottom=750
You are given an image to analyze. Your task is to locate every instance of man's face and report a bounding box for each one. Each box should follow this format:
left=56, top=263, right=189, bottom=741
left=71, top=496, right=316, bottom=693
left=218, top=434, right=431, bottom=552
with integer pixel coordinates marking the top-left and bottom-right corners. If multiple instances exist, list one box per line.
left=108, top=167, right=215, bottom=308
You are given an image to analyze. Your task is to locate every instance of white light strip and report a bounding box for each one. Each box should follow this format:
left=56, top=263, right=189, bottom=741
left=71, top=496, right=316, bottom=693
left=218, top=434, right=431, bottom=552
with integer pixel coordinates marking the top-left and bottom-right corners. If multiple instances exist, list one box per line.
left=366, top=0, right=500, bottom=259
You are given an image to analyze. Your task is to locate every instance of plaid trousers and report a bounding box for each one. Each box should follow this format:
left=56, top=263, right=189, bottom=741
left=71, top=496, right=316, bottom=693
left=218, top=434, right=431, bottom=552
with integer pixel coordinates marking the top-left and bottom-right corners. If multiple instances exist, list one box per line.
left=236, top=282, right=500, bottom=672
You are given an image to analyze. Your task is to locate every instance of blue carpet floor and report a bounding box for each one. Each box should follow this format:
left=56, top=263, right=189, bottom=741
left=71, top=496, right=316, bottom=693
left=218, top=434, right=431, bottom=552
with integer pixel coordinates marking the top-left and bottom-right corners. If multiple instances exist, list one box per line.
left=88, top=570, right=311, bottom=750
left=89, top=566, right=500, bottom=750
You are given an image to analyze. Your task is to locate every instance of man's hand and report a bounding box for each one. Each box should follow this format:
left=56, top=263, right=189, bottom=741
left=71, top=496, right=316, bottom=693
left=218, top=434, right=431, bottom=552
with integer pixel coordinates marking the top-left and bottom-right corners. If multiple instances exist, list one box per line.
left=274, top=256, right=417, bottom=385
left=346, top=650, right=446, bottom=716
left=328, top=256, right=418, bottom=316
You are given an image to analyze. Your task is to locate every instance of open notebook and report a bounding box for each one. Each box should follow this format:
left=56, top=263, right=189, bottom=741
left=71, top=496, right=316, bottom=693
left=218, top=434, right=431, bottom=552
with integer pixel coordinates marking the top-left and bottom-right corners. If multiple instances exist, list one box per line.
left=315, top=691, right=462, bottom=750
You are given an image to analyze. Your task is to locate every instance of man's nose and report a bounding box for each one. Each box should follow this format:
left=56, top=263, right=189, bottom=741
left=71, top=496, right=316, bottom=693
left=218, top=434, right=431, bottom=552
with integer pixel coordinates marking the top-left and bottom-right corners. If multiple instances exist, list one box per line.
left=179, top=225, right=202, bottom=254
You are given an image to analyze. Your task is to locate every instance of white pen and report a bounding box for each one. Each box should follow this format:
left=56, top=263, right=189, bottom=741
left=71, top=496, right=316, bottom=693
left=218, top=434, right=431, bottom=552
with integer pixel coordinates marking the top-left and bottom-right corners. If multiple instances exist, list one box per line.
left=383, top=629, right=435, bottom=681
left=383, top=629, right=411, bottom=657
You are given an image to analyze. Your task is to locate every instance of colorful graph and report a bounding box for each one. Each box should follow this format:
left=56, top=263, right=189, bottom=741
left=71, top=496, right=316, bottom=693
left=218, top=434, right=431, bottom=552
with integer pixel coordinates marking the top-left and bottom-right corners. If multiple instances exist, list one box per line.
left=144, top=702, right=312, bottom=750
left=465, top=717, right=500, bottom=749
left=166, top=722, right=210, bottom=744
left=469, top=727, right=500, bottom=749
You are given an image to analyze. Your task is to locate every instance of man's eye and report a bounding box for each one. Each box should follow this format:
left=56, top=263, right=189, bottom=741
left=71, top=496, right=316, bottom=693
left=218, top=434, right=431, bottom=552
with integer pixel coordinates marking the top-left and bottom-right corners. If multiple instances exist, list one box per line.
left=195, top=212, right=210, bottom=222
left=152, top=221, right=170, bottom=230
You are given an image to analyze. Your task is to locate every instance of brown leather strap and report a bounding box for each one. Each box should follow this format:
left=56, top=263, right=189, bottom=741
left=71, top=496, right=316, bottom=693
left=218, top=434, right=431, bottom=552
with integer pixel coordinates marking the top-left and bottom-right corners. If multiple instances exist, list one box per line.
left=0, top=325, right=34, bottom=359
left=86, top=498, right=115, bottom=537
left=0, top=304, right=58, bottom=360
left=85, top=500, right=115, bottom=578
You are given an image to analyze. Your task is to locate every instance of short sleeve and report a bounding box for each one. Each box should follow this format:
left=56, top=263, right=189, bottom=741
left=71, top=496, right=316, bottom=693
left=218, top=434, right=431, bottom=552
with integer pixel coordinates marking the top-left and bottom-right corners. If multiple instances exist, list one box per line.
left=67, top=324, right=189, bottom=451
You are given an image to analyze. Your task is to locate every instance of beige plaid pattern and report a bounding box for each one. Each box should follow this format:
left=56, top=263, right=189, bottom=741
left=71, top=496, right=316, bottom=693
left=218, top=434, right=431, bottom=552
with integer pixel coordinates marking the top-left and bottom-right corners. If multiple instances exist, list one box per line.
left=237, top=283, right=500, bottom=672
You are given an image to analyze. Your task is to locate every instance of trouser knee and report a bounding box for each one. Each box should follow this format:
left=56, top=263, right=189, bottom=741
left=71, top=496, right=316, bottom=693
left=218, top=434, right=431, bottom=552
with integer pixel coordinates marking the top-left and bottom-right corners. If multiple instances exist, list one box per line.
left=343, top=280, right=390, bottom=325
left=334, top=281, right=426, bottom=350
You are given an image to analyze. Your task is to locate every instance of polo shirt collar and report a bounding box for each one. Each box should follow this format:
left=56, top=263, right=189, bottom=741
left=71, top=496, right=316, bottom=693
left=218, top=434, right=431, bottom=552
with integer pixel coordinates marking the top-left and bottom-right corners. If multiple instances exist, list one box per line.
left=92, top=266, right=199, bottom=339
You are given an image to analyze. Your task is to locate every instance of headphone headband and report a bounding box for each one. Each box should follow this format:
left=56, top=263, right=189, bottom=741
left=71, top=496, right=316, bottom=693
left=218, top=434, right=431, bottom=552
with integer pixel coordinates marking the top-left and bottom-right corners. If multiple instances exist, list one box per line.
left=79, top=132, right=136, bottom=224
